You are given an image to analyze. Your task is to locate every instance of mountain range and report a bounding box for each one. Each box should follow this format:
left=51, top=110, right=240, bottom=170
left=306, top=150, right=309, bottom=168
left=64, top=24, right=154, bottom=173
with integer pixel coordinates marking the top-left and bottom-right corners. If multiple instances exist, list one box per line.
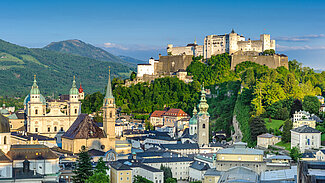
left=0, top=39, right=138, bottom=97
left=43, top=39, right=144, bottom=66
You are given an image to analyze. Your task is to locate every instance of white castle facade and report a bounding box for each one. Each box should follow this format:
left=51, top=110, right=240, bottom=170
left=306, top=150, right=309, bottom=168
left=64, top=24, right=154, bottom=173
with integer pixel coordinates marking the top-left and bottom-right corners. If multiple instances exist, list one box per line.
left=167, top=29, right=276, bottom=59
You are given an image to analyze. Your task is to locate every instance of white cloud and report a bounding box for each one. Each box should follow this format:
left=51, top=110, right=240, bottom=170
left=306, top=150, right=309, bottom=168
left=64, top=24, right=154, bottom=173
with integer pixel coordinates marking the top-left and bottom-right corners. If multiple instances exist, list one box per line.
left=102, top=43, right=163, bottom=51
left=103, top=42, right=129, bottom=50
left=275, top=34, right=325, bottom=42
left=277, top=44, right=325, bottom=51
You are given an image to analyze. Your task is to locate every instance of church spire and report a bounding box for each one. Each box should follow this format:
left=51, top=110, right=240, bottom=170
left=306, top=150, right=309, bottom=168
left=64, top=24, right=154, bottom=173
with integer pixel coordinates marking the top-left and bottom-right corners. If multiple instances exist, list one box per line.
left=104, top=66, right=114, bottom=105
left=198, top=83, right=209, bottom=115
left=70, top=76, right=79, bottom=95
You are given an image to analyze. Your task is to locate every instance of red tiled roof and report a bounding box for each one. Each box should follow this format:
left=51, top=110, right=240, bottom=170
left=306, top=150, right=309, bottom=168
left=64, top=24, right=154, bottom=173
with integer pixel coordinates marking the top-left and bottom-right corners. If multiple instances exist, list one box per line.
left=163, top=108, right=189, bottom=117
left=151, top=111, right=166, bottom=117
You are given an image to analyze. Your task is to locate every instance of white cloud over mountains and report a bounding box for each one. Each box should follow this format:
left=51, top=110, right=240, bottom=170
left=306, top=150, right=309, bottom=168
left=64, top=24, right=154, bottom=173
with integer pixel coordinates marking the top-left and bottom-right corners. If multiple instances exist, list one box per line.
left=277, top=44, right=325, bottom=51
left=102, top=42, right=162, bottom=51
left=275, top=34, right=325, bottom=42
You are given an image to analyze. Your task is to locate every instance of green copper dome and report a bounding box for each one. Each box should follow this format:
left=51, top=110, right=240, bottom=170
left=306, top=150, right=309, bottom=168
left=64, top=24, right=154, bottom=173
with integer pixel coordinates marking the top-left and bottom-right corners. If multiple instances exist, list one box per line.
left=70, top=76, right=79, bottom=95
left=189, top=104, right=198, bottom=125
left=30, top=75, right=40, bottom=95
left=198, top=85, right=209, bottom=115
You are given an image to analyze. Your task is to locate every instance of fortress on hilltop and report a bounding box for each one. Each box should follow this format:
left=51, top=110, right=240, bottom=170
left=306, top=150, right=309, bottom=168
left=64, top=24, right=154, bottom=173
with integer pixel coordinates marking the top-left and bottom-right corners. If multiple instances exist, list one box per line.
left=130, top=30, right=288, bottom=86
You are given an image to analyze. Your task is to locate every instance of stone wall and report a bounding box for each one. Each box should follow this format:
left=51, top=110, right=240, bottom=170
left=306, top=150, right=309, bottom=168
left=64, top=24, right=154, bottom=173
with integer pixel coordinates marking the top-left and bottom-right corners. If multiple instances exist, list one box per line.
left=156, top=54, right=193, bottom=74
left=230, top=51, right=288, bottom=70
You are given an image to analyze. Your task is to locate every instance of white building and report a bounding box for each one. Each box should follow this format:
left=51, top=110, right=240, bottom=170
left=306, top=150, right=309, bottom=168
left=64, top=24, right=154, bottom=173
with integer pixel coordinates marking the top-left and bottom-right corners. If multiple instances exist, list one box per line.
left=137, top=58, right=159, bottom=77
left=293, top=110, right=310, bottom=122
left=291, top=125, right=321, bottom=153
left=316, top=150, right=325, bottom=161
left=188, top=161, right=210, bottom=182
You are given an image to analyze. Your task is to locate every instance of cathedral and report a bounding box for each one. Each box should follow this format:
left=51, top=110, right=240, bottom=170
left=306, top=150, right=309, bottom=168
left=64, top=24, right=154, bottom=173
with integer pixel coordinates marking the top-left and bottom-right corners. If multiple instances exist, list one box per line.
left=24, top=75, right=84, bottom=144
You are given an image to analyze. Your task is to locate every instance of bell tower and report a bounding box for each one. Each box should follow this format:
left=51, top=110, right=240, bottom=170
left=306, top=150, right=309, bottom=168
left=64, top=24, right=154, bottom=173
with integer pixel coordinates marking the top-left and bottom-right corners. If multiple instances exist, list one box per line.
left=102, top=67, right=116, bottom=149
left=197, top=85, right=210, bottom=146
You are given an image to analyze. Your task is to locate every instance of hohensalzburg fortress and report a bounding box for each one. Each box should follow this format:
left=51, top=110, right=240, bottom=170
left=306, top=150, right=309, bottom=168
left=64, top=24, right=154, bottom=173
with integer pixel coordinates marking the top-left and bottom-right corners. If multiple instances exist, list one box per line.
left=167, top=29, right=276, bottom=59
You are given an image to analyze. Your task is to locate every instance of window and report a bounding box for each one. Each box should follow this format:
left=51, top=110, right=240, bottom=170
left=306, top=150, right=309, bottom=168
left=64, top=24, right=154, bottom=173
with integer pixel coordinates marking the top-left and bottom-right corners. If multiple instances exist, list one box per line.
left=48, top=127, right=50, bottom=132
left=35, top=128, right=38, bottom=132
left=4, top=136, right=6, bottom=145
left=61, top=127, right=64, bottom=131
left=35, top=109, right=38, bottom=114
left=54, top=126, right=57, bottom=132
left=110, top=112, right=112, bottom=118
left=75, top=109, right=77, bottom=114
left=203, top=124, right=205, bottom=128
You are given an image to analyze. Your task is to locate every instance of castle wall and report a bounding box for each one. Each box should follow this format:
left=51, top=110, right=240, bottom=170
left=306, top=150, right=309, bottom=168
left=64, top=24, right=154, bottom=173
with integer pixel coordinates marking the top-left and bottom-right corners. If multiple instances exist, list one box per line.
left=157, top=55, right=193, bottom=74
left=230, top=51, right=288, bottom=70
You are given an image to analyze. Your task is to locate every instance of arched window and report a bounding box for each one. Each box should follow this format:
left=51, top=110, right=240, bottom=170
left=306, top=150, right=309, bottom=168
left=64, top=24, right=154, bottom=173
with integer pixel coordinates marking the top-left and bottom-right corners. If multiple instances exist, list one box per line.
left=35, top=109, right=38, bottom=115
left=54, top=126, right=57, bottom=132
left=203, top=124, right=206, bottom=129
left=110, top=112, right=112, bottom=118
left=75, top=109, right=77, bottom=114
left=4, top=136, right=6, bottom=145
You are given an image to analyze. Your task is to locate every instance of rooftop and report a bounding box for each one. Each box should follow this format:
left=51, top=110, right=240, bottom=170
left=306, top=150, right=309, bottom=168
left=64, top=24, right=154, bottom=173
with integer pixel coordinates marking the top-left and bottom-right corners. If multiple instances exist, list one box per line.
left=217, top=142, right=263, bottom=155
left=7, top=144, right=59, bottom=160
left=141, top=157, right=193, bottom=163
left=291, top=125, right=321, bottom=133
left=190, top=161, right=210, bottom=171
left=161, top=143, right=199, bottom=150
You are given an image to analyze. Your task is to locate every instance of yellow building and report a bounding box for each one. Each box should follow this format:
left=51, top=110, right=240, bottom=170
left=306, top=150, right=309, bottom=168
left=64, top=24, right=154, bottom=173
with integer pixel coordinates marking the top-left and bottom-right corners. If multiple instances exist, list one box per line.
left=216, top=142, right=263, bottom=162
left=110, top=161, right=132, bottom=183
left=7, top=112, right=25, bottom=132
left=203, top=168, right=222, bottom=183
left=257, top=133, right=281, bottom=148
left=293, top=119, right=316, bottom=129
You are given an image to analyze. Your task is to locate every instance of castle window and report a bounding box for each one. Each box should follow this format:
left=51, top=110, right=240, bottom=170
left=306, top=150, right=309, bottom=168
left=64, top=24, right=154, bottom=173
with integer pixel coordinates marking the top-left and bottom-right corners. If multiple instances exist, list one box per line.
left=35, top=128, right=38, bottom=132
left=4, top=136, right=6, bottom=145
left=54, top=126, right=57, bottom=132
left=203, top=124, right=206, bottom=129
left=35, top=109, right=38, bottom=114
left=48, top=127, right=50, bottom=132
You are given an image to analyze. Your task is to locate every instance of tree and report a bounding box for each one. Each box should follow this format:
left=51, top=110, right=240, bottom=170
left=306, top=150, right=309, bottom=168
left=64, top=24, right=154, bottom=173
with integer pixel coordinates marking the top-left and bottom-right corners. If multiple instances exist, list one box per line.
left=130, top=71, right=137, bottom=81
left=166, top=178, right=177, bottom=183
left=290, top=146, right=302, bottom=162
left=133, top=176, right=153, bottom=183
left=86, top=158, right=109, bottom=183
left=73, top=148, right=93, bottom=183
left=282, top=119, right=293, bottom=142
left=160, top=164, right=173, bottom=182
left=189, top=181, right=202, bottom=183
left=249, top=117, right=267, bottom=141
left=290, top=99, right=302, bottom=117
left=145, top=119, right=154, bottom=131
left=302, top=95, right=321, bottom=115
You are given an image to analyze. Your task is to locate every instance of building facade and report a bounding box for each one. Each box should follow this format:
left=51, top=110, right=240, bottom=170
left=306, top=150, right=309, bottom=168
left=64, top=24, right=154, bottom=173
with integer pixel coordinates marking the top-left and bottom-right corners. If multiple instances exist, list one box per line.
left=291, top=125, right=321, bottom=153
left=257, top=133, right=281, bottom=148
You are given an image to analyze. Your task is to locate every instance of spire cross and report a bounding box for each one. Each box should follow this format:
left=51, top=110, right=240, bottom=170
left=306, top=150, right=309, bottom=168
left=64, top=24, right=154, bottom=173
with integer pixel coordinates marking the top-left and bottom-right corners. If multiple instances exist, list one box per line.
left=73, top=75, right=75, bottom=80
left=34, top=75, right=36, bottom=80
left=109, top=66, right=111, bottom=75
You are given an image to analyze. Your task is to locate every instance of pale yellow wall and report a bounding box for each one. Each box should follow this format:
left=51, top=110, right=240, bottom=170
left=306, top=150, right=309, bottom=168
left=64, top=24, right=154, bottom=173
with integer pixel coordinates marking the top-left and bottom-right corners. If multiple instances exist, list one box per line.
left=62, top=137, right=115, bottom=153
left=217, top=154, right=263, bottom=162
left=204, top=175, right=220, bottom=183
left=293, top=120, right=316, bottom=129
left=9, top=119, right=24, bottom=132
left=111, top=168, right=132, bottom=183
left=257, top=136, right=281, bottom=148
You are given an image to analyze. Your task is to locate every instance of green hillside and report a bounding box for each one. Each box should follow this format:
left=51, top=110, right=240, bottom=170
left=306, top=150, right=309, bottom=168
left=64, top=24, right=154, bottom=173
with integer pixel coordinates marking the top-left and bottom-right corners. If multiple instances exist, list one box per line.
left=43, top=39, right=137, bottom=67
left=0, top=39, right=132, bottom=97
left=118, top=55, right=145, bottom=65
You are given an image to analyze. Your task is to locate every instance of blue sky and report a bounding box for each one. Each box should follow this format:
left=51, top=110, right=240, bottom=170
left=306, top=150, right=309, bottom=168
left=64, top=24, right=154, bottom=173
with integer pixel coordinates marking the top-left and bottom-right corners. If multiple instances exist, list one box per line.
left=0, top=0, right=324, bottom=69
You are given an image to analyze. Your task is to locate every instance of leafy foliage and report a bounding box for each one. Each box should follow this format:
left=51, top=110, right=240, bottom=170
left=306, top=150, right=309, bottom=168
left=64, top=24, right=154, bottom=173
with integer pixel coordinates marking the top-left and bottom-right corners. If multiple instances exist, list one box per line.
left=160, top=164, right=173, bottom=182
left=282, top=119, right=293, bottom=142
left=133, top=176, right=153, bottom=183
left=302, top=95, right=321, bottom=115
left=290, top=146, right=302, bottom=162
left=249, top=117, right=267, bottom=141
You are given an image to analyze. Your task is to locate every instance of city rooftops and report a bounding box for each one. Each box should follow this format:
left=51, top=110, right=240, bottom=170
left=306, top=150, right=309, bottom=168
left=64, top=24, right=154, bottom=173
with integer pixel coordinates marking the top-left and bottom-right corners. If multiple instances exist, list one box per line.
left=110, top=161, right=132, bottom=170
left=161, top=143, right=199, bottom=150
left=204, top=168, right=222, bottom=176
left=267, top=155, right=292, bottom=160
left=7, top=144, right=59, bottom=160
left=291, top=125, right=321, bottom=133
left=217, top=142, right=263, bottom=155
left=163, top=108, right=189, bottom=117
left=141, top=157, right=193, bottom=163
left=258, top=133, right=278, bottom=138
left=190, top=161, right=210, bottom=171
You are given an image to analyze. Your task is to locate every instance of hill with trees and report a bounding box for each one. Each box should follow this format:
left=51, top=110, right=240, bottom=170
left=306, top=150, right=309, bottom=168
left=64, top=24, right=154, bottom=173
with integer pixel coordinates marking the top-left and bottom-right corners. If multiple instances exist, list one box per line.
left=0, top=39, right=132, bottom=97
left=43, top=39, right=140, bottom=67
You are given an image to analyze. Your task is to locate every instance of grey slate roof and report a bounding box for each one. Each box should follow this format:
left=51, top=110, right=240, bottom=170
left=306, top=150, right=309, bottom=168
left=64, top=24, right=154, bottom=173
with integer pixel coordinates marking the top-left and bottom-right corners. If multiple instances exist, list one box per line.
left=62, top=114, right=106, bottom=139
left=110, top=161, right=132, bottom=170
left=204, top=168, right=222, bottom=176
left=141, top=157, right=193, bottom=163
left=217, top=142, right=263, bottom=155
left=291, top=125, right=321, bottom=133
left=161, top=143, right=199, bottom=150
left=301, top=152, right=315, bottom=158
left=189, top=161, right=210, bottom=171
left=218, top=166, right=259, bottom=183
left=268, top=155, right=291, bottom=160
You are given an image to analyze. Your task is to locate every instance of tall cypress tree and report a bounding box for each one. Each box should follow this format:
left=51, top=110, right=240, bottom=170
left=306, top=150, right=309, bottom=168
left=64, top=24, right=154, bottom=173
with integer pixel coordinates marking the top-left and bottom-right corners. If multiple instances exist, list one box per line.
left=73, top=148, right=93, bottom=183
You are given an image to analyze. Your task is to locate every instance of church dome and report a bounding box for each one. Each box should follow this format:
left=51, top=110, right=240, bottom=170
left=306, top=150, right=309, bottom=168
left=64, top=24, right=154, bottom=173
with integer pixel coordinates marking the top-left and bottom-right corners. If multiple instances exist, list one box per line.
left=70, top=76, right=79, bottom=95
left=0, top=104, right=9, bottom=116
left=189, top=116, right=197, bottom=125
left=24, top=94, right=46, bottom=105
left=30, top=75, right=40, bottom=95
left=0, top=114, right=10, bottom=133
